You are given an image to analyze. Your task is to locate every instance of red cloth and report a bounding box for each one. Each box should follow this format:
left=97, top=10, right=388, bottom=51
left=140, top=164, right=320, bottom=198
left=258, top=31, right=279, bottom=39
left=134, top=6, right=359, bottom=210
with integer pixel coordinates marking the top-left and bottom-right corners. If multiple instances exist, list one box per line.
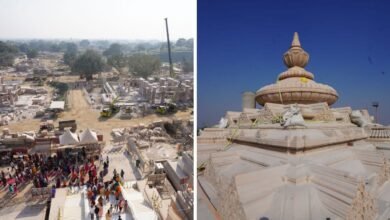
left=7, top=178, right=15, bottom=184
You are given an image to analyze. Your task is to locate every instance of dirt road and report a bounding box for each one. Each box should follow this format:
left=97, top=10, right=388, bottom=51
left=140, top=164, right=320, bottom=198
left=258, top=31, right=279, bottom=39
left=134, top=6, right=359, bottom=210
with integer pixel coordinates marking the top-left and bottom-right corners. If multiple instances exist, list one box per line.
left=6, top=89, right=192, bottom=144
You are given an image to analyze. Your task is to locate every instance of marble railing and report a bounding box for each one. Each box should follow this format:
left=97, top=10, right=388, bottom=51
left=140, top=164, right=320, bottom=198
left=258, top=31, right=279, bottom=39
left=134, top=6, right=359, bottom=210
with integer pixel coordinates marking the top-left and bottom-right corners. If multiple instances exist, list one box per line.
left=369, top=127, right=390, bottom=139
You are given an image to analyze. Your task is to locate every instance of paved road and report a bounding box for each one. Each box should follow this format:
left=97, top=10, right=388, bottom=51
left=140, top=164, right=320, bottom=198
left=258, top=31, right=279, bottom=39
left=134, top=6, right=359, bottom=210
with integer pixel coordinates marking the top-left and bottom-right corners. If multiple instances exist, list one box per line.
left=100, top=143, right=141, bottom=183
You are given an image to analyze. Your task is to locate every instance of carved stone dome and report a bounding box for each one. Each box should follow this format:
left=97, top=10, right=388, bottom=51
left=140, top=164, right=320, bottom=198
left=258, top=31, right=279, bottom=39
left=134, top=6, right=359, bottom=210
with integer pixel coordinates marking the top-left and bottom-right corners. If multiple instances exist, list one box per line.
left=256, top=32, right=338, bottom=106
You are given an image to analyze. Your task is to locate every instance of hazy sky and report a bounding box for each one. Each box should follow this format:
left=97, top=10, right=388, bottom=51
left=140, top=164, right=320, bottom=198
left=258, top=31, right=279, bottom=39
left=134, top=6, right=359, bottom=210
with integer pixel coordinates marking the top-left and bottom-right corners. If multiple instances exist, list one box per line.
left=0, top=0, right=195, bottom=40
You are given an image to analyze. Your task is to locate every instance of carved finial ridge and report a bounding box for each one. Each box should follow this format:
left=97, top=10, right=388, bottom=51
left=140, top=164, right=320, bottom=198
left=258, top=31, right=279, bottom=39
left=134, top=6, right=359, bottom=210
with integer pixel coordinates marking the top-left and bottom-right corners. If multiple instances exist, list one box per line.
left=291, top=32, right=301, bottom=47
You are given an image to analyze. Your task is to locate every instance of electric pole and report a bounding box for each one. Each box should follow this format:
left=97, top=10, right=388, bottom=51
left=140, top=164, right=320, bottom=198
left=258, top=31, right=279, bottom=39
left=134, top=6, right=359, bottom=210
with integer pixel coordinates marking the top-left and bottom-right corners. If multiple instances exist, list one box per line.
left=372, top=101, right=379, bottom=124
left=164, top=18, right=174, bottom=78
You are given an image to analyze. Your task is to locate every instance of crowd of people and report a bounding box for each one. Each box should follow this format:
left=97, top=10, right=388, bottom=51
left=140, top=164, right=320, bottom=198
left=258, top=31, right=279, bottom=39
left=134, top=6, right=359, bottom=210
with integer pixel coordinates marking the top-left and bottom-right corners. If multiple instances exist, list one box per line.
left=0, top=148, right=103, bottom=196
left=1, top=153, right=57, bottom=195
left=1, top=149, right=130, bottom=220
left=87, top=167, right=128, bottom=220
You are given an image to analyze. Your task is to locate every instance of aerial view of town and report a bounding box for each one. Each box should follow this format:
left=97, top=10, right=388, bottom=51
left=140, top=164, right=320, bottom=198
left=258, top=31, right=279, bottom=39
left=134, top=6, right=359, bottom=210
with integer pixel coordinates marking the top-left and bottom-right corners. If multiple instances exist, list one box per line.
left=0, top=1, right=194, bottom=220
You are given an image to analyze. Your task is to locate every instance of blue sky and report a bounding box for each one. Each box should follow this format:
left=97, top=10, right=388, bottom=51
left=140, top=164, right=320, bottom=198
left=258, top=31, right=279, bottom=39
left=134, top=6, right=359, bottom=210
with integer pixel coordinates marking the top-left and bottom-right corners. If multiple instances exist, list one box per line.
left=198, top=0, right=390, bottom=127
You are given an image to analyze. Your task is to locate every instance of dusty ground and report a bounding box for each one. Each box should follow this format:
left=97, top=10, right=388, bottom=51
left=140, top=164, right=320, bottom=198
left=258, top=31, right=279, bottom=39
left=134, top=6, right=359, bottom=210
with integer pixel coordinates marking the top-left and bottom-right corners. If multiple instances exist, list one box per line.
left=5, top=56, right=192, bottom=141
left=5, top=72, right=192, bottom=144
left=6, top=89, right=192, bottom=144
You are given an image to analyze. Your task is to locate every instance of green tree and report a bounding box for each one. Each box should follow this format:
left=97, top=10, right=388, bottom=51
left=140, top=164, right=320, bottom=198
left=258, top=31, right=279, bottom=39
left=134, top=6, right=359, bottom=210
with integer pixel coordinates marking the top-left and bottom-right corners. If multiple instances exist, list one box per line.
left=63, top=51, right=77, bottom=66
left=95, top=40, right=110, bottom=50
left=58, top=41, right=67, bottom=51
left=128, top=54, right=160, bottom=78
left=182, top=58, right=193, bottom=73
left=71, top=49, right=104, bottom=81
left=107, top=54, right=126, bottom=70
left=63, top=43, right=78, bottom=66
left=26, top=48, right=38, bottom=59
left=103, top=43, right=126, bottom=69
left=175, top=38, right=187, bottom=47
left=49, top=44, right=61, bottom=52
left=28, top=40, right=54, bottom=51
left=103, top=43, right=122, bottom=57
left=65, top=43, right=78, bottom=53
left=18, top=43, right=29, bottom=53
left=135, top=44, right=146, bottom=52
left=79, top=39, right=90, bottom=48
left=0, top=41, right=18, bottom=67
left=185, top=38, right=194, bottom=49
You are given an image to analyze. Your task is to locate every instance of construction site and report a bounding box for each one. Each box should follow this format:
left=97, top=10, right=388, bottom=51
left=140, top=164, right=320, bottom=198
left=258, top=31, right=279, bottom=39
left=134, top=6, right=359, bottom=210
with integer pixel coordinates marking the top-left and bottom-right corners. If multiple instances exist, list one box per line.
left=0, top=43, right=194, bottom=220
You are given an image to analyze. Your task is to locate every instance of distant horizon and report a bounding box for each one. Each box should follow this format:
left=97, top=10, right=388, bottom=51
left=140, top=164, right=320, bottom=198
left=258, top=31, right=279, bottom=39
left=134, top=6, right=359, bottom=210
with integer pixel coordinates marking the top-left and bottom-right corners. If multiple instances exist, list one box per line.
left=0, top=37, right=193, bottom=43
